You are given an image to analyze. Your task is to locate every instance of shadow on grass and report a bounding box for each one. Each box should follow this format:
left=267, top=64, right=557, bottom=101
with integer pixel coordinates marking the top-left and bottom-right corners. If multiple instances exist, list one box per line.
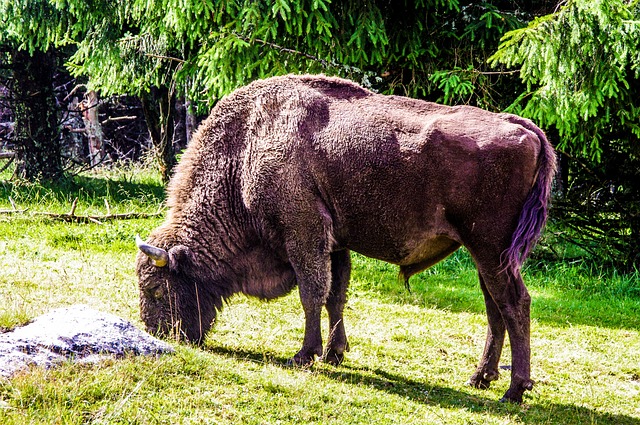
left=207, top=344, right=640, bottom=425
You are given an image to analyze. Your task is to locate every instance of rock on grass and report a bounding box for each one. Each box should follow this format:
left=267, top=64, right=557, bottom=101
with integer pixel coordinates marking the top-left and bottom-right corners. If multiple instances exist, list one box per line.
left=0, top=305, right=173, bottom=378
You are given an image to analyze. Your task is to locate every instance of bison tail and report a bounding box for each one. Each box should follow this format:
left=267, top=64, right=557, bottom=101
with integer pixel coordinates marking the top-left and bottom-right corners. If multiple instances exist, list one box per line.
left=501, top=120, right=557, bottom=274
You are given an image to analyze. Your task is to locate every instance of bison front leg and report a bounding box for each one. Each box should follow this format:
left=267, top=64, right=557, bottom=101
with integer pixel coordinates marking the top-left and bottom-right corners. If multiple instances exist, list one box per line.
left=286, top=238, right=333, bottom=367
left=322, top=249, right=351, bottom=365
left=291, top=300, right=324, bottom=366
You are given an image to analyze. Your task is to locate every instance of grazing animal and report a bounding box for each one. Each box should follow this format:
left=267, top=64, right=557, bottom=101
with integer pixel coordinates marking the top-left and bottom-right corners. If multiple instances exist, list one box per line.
left=136, top=74, right=556, bottom=403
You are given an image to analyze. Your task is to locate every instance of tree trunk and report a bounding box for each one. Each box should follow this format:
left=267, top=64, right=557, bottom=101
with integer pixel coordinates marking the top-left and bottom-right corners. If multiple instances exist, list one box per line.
left=173, top=97, right=187, bottom=152
left=185, top=98, right=198, bottom=146
left=64, top=96, right=85, bottom=162
left=140, top=86, right=176, bottom=183
left=81, top=90, right=106, bottom=167
left=174, top=96, right=199, bottom=150
left=11, top=49, right=62, bottom=181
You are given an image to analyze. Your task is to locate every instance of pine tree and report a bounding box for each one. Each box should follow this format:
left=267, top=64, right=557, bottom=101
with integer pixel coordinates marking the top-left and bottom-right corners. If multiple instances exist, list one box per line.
left=10, top=49, right=62, bottom=180
left=2, top=0, right=552, bottom=183
left=491, top=0, right=640, bottom=269
left=0, top=0, right=85, bottom=181
left=66, top=0, right=534, bottom=180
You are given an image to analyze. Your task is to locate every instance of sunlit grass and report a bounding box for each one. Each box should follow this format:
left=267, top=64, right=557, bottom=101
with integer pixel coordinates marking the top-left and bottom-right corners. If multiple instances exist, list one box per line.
left=0, top=168, right=639, bottom=424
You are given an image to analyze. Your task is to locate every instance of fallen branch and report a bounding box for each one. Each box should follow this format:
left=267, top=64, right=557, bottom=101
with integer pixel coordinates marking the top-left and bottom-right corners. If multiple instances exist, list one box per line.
left=0, top=197, right=27, bottom=214
left=33, top=210, right=163, bottom=224
left=0, top=152, right=16, bottom=175
left=2, top=197, right=164, bottom=223
left=101, top=115, right=137, bottom=125
left=0, top=206, right=28, bottom=214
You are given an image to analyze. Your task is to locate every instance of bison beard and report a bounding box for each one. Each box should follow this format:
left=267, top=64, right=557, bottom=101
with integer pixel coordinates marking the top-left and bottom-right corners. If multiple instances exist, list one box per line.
left=136, top=74, right=556, bottom=403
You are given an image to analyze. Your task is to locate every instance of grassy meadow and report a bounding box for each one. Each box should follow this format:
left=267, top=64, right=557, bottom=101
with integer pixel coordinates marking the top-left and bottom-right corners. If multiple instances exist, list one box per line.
left=0, top=166, right=639, bottom=424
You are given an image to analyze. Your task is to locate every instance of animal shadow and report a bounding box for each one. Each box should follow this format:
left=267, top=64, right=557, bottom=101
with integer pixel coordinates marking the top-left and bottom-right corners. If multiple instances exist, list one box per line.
left=204, top=344, right=640, bottom=424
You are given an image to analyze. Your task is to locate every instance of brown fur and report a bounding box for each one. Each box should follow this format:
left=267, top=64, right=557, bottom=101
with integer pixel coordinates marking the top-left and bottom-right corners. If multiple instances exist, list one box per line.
left=136, top=74, right=556, bottom=403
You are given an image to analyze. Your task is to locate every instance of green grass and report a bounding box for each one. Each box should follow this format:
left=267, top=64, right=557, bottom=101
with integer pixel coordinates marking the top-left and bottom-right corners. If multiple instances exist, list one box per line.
left=1, top=168, right=639, bottom=424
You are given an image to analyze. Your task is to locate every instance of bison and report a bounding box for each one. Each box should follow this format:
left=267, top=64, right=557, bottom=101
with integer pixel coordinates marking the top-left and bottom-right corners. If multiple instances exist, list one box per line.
left=136, top=74, right=556, bottom=403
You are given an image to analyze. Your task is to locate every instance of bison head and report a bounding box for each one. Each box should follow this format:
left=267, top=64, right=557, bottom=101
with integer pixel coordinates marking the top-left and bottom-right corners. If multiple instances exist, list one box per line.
left=135, top=235, right=219, bottom=344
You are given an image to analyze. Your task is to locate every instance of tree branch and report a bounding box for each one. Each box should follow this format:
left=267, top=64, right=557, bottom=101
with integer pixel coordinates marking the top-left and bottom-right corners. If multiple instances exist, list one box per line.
left=63, top=84, right=87, bottom=101
left=474, top=69, right=521, bottom=75
left=145, top=53, right=185, bottom=64
left=101, top=115, right=137, bottom=125
left=235, top=33, right=332, bottom=68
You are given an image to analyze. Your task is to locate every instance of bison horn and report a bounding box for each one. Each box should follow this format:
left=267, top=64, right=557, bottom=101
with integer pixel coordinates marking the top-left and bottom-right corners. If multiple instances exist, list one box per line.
left=135, top=235, right=169, bottom=267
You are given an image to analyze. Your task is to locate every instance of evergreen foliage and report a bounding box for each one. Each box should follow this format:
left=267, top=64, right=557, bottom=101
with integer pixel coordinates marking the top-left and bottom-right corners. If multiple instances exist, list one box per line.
left=64, top=0, right=535, bottom=180
left=490, top=0, right=640, bottom=160
left=491, top=0, right=640, bottom=270
left=67, top=1, right=532, bottom=110
left=1, top=1, right=543, bottom=180
left=0, top=0, right=72, bottom=181
left=0, top=0, right=74, bottom=53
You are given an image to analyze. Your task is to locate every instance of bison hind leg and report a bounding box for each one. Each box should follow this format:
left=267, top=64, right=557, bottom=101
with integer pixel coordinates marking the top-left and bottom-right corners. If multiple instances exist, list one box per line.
left=467, top=272, right=506, bottom=391
left=469, top=262, right=533, bottom=403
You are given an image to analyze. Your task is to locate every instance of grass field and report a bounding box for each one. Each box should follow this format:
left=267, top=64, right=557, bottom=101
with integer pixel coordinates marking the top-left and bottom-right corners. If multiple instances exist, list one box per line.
left=1, top=167, right=639, bottom=424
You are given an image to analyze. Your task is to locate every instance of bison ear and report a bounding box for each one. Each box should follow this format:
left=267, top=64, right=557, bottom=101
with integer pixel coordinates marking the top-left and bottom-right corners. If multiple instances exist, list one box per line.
left=167, top=245, right=193, bottom=271
left=136, top=235, right=169, bottom=267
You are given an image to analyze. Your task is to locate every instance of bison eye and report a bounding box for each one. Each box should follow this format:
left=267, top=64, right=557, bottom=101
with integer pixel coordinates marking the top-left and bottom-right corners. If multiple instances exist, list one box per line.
left=143, top=283, right=164, bottom=300
left=152, top=286, right=164, bottom=300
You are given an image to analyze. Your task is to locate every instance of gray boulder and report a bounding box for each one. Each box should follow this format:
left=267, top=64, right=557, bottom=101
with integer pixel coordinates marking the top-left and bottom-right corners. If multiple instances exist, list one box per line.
left=0, top=305, right=173, bottom=378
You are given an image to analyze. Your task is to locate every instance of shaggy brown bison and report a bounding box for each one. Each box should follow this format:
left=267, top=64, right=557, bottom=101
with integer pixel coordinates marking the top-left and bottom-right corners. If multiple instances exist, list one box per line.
left=136, top=74, right=556, bottom=403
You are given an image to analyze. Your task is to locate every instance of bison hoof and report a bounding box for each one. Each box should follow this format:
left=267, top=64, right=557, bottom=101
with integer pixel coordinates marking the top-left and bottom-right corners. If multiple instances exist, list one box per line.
left=287, top=352, right=316, bottom=368
left=321, top=349, right=345, bottom=366
left=500, top=392, right=524, bottom=404
left=467, top=377, right=491, bottom=390
left=499, top=395, right=520, bottom=404
left=467, top=370, right=500, bottom=390
left=500, top=379, right=535, bottom=404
